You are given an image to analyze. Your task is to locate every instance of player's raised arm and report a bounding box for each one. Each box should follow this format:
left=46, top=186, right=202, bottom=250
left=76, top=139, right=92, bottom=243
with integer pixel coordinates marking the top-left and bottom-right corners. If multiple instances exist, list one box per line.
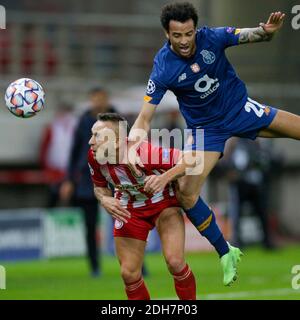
left=126, top=101, right=157, bottom=174
left=238, top=11, right=285, bottom=44
left=128, top=101, right=157, bottom=141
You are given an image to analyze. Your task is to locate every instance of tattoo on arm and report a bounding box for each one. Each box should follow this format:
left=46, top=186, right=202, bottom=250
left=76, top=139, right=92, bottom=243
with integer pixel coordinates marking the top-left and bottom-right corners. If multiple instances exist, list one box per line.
left=239, top=26, right=273, bottom=44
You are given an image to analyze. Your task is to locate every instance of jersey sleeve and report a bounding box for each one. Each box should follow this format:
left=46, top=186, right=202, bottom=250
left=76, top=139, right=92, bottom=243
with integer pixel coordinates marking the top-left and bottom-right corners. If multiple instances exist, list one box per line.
left=139, top=141, right=180, bottom=171
left=209, top=26, right=240, bottom=49
left=144, top=57, right=168, bottom=105
left=87, top=149, right=109, bottom=188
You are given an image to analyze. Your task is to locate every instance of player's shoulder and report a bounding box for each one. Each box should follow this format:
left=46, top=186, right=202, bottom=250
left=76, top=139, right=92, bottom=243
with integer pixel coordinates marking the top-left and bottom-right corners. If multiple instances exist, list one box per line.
left=197, top=25, right=233, bottom=50
left=154, top=42, right=171, bottom=65
left=197, top=26, right=221, bottom=41
left=152, top=42, right=178, bottom=81
left=200, top=25, right=232, bottom=40
left=200, top=25, right=237, bottom=40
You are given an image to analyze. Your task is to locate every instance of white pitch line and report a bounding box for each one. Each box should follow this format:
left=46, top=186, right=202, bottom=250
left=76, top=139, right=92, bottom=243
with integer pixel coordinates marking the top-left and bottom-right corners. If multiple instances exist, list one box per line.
left=159, top=288, right=300, bottom=300
left=203, top=288, right=299, bottom=300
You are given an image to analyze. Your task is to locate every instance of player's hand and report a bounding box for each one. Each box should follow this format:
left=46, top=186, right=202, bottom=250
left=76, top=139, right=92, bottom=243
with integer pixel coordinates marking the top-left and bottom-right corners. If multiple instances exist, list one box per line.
left=144, top=175, right=168, bottom=194
left=101, top=196, right=131, bottom=223
left=260, top=11, right=285, bottom=34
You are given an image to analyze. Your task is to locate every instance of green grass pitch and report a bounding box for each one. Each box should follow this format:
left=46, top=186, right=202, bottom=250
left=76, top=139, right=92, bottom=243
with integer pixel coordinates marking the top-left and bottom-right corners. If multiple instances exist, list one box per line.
left=0, top=245, right=299, bottom=300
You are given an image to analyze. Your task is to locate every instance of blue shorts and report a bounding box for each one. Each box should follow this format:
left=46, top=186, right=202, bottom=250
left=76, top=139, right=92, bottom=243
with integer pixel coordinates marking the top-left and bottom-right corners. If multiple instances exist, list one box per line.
left=186, top=98, right=278, bottom=153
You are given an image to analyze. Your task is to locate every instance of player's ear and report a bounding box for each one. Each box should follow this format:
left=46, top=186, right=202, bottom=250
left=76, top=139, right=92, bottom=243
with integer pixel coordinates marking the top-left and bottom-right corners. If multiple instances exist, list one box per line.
left=165, top=31, right=170, bottom=39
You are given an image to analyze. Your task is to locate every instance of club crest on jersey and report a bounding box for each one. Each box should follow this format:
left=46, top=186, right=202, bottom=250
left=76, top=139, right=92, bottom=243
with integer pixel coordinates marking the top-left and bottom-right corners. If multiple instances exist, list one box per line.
left=115, top=220, right=124, bottom=229
left=200, top=50, right=216, bottom=64
left=190, top=63, right=200, bottom=73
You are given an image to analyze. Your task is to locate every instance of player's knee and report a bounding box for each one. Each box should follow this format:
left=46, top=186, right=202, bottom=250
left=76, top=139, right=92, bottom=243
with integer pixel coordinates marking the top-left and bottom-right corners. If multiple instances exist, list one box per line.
left=120, top=265, right=141, bottom=284
left=165, top=255, right=185, bottom=275
left=176, top=192, right=199, bottom=210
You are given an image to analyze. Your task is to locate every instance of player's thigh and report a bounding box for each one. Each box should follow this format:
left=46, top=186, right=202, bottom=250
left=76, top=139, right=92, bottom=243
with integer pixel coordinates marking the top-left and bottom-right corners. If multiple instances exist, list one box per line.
left=155, top=207, right=185, bottom=264
left=177, top=150, right=221, bottom=196
left=259, top=109, right=300, bottom=139
left=115, top=237, right=146, bottom=273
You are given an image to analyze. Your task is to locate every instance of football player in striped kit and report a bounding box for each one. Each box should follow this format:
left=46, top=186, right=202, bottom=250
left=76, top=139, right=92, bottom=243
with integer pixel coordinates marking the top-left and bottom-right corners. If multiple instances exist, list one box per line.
left=88, top=113, right=196, bottom=300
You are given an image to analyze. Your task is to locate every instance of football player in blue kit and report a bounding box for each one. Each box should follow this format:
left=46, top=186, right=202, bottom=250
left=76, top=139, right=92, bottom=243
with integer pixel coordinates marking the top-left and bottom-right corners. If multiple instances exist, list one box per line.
left=127, top=2, right=294, bottom=286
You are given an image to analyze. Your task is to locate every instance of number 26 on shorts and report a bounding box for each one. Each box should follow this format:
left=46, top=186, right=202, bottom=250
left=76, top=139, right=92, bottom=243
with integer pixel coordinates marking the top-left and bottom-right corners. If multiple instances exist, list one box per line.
left=244, top=97, right=265, bottom=118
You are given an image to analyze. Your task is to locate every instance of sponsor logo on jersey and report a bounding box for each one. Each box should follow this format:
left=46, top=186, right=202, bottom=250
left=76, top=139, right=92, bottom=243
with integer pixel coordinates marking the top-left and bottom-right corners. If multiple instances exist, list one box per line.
left=194, top=74, right=220, bottom=99
left=178, top=73, right=187, bottom=83
left=114, top=220, right=124, bottom=229
left=190, top=63, right=200, bottom=73
left=200, top=50, right=216, bottom=64
left=146, top=79, right=156, bottom=94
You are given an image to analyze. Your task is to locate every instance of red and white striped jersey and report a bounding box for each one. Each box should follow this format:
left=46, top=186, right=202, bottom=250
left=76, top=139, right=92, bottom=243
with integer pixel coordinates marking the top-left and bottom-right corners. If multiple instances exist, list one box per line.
left=88, top=141, right=180, bottom=210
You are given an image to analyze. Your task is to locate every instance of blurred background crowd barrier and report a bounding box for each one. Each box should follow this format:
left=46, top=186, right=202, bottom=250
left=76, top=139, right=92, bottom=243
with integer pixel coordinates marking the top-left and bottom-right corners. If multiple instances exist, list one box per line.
left=0, top=0, right=299, bottom=261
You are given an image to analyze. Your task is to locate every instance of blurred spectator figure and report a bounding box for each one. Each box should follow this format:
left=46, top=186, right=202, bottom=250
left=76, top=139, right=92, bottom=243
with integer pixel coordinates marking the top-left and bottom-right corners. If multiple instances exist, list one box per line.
left=39, top=102, right=77, bottom=207
left=59, top=87, right=116, bottom=277
left=222, top=137, right=282, bottom=249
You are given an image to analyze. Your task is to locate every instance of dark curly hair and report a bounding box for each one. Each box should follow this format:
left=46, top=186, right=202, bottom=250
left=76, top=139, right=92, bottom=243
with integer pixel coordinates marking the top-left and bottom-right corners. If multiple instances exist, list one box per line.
left=160, top=2, right=198, bottom=32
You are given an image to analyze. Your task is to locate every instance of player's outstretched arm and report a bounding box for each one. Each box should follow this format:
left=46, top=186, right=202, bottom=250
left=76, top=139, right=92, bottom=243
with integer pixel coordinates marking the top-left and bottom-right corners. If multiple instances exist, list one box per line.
left=128, top=101, right=157, bottom=142
left=127, top=101, right=157, bottom=175
left=239, top=11, right=285, bottom=44
left=94, top=186, right=131, bottom=223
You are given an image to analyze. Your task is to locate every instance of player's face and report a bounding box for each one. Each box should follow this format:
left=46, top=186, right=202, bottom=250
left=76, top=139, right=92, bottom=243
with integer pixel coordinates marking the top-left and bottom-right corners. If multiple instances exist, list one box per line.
left=89, top=121, right=118, bottom=161
left=166, top=19, right=197, bottom=58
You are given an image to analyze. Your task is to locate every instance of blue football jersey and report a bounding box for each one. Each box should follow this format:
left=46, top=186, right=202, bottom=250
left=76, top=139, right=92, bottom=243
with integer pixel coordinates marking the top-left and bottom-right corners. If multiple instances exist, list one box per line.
left=145, top=26, right=249, bottom=129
